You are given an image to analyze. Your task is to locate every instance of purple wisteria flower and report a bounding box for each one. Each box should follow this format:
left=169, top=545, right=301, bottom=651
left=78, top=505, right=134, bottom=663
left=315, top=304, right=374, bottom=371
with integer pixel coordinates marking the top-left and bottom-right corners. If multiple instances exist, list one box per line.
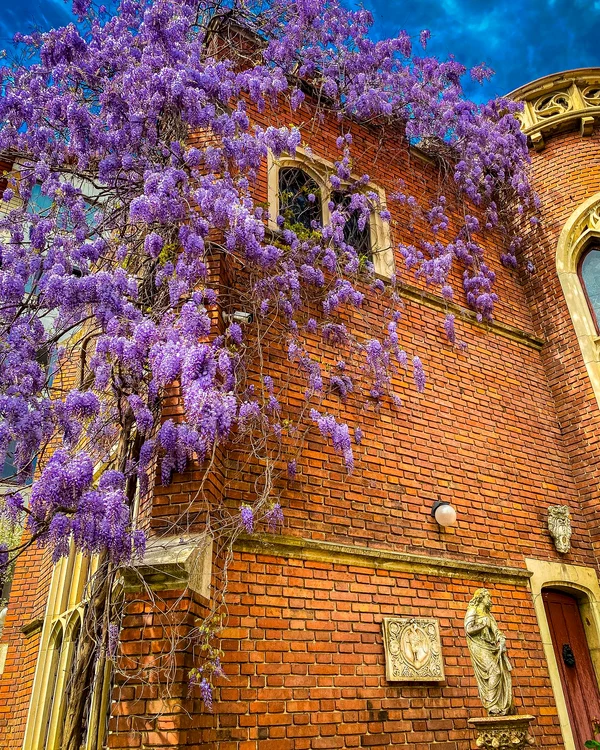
left=200, top=678, right=213, bottom=712
left=444, top=314, right=456, bottom=344
left=108, top=622, right=120, bottom=658
left=240, top=505, right=254, bottom=534
left=412, top=357, right=426, bottom=393
left=310, top=410, right=354, bottom=472
left=266, top=502, right=284, bottom=532
left=0, top=0, right=537, bottom=710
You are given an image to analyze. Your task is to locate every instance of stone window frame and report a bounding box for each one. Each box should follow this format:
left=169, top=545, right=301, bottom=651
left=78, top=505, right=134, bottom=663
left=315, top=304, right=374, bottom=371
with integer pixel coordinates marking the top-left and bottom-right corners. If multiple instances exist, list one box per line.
left=267, top=148, right=395, bottom=279
left=556, top=192, right=600, bottom=408
left=23, top=449, right=122, bottom=750
left=39, top=607, right=84, bottom=750
left=526, top=558, right=600, bottom=750
left=578, top=245, right=600, bottom=332
left=22, top=550, right=104, bottom=750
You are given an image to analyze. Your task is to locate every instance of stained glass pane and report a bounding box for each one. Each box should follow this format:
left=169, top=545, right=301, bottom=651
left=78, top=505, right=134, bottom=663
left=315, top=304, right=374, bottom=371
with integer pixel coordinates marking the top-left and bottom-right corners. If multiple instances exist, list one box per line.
left=332, top=191, right=372, bottom=260
left=581, top=249, right=600, bottom=327
left=278, top=167, right=322, bottom=230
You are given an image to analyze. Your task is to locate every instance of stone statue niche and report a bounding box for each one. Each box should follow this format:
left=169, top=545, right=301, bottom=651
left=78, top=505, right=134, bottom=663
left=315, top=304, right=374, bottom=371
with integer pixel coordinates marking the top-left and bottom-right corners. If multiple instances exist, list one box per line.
left=548, top=505, right=572, bottom=554
left=464, top=588, right=536, bottom=749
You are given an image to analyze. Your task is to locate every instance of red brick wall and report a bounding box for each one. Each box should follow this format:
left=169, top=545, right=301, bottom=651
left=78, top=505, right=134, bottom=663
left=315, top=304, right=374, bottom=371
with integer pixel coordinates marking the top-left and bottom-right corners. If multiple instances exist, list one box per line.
left=1, top=92, right=599, bottom=750
left=0, top=543, right=49, bottom=747
left=140, top=107, right=598, bottom=748
left=520, top=129, right=600, bottom=554
left=208, top=553, right=563, bottom=749
left=108, top=588, right=213, bottom=750
left=0, top=358, right=79, bottom=749
left=160, top=98, right=591, bottom=569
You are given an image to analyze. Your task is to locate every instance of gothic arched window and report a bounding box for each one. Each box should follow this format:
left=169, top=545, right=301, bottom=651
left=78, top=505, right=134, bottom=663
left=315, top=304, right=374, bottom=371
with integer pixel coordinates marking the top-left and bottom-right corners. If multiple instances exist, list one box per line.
left=579, top=247, right=600, bottom=331
left=278, top=167, right=322, bottom=230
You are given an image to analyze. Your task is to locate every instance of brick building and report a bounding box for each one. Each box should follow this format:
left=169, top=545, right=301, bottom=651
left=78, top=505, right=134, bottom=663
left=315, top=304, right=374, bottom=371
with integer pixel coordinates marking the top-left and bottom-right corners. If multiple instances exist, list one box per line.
left=0, top=67, right=600, bottom=750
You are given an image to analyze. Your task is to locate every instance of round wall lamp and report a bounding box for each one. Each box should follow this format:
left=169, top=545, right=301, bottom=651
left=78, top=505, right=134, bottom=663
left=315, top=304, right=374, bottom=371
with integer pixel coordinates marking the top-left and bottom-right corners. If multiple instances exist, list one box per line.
left=431, top=500, right=458, bottom=528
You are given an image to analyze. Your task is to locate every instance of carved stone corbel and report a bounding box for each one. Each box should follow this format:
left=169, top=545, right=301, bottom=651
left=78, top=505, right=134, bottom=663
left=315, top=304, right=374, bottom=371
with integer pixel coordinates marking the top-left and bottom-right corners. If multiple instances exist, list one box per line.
left=468, top=715, right=535, bottom=749
left=548, top=505, right=572, bottom=554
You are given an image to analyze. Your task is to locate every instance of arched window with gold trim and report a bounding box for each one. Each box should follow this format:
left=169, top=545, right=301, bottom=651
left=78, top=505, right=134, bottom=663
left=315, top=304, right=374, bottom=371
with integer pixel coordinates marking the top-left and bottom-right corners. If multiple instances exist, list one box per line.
left=42, top=613, right=82, bottom=750
left=22, top=548, right=112, bottom=750
left=579, top=247, right=600, bottom=332
left=39, top=626, right=63, bottom=750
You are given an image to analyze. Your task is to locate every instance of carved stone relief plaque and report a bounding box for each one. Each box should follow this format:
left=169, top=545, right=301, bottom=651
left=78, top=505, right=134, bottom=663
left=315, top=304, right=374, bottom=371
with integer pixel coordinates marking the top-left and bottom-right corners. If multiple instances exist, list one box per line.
left=382, top=617, right=444, bottom=682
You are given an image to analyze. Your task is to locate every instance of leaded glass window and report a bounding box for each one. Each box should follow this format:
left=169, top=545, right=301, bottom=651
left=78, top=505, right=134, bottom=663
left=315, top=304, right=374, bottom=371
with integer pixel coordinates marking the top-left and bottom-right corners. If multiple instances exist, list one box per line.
left=278, top=167, right=322, bottom=230
left=580, top=248, right=600, bottom=330
left=332, top=191, right=372, bottom=260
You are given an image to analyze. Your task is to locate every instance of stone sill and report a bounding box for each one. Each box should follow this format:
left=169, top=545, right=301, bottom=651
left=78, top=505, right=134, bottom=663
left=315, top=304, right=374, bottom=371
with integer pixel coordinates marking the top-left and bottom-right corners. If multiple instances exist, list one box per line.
left=235, top=534, right=534, bottom=586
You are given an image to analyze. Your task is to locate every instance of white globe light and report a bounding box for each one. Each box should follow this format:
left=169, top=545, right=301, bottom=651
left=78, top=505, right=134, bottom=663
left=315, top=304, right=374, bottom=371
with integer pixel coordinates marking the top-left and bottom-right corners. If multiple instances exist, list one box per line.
left=434, top=503, right=457, bottom=527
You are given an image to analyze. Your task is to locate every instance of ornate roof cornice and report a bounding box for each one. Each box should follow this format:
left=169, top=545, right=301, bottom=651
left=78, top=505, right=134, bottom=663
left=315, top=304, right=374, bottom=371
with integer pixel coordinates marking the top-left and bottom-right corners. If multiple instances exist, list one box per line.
left=508, top=68, right=600, bottom=150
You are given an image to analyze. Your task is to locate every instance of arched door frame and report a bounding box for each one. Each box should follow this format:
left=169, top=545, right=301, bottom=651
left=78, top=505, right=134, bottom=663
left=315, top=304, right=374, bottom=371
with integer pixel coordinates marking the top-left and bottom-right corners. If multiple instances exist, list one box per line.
left=526, top=558, right=600, bottom=749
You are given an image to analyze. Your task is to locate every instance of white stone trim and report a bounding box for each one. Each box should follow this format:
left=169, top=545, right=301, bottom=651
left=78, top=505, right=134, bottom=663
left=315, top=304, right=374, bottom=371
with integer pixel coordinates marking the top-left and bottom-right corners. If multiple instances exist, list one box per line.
left=122, top=532, right=213, bottom=599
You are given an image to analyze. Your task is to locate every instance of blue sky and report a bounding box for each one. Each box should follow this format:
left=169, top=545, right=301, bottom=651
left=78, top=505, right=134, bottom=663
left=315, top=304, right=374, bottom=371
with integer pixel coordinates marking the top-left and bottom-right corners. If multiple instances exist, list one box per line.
left=365, top=0, right=600, bottom=100
left=1, top=0, right=599, bottom=101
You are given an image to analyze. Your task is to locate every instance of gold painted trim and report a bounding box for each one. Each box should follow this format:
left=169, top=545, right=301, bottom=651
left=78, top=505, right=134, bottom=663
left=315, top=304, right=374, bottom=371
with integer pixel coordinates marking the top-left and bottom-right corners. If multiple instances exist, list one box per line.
left=22, top=550, right=98, bottom=750
left=235, top=534, right=533, bottom=585
left=121, top=533, right=213, bottom=596
left=21, top=617, right=44, bottom=638
left=0, top=643, right=8, bottom=676
left=555, top=192, right=600, bottom=408
left=266, top=148, right=395, bottom=279
left=509, top=68, right=600, bottom=150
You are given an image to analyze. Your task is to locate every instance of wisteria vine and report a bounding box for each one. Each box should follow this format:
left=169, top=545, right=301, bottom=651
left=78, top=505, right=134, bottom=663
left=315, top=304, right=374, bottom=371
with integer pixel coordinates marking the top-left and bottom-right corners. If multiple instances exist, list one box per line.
left=0, top=0, right=535, bottom=725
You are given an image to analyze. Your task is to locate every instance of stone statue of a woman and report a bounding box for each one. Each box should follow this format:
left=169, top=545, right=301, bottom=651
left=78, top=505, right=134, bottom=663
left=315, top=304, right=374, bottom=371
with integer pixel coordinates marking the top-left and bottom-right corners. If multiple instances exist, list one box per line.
left=464, top=588, right=515, bottom=716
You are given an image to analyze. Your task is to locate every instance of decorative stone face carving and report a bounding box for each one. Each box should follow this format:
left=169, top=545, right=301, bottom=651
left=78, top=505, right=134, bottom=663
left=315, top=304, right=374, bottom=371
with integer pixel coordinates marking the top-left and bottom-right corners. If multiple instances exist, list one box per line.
left=548, top=505, right=572, bottom=554
left=382, top=617, right=444, bottom=682
left=464, top=588, right=514, bottom=716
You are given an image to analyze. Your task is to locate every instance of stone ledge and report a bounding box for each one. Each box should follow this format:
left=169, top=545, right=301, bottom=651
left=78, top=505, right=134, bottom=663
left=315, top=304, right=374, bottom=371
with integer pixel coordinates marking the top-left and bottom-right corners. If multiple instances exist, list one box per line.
left=235, top=534, right=533, bottom=585
left=468, top=715, right=536, bottom=750
left=21, top=617, right=44, bottom=638
left=122, top=533, right=212, bottom=598
left=397, top=282, right=545, bottom=351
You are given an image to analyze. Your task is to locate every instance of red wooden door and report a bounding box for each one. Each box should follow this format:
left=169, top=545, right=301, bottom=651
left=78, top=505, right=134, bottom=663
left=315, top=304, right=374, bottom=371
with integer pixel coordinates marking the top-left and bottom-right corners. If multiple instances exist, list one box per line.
left=543, top=589, right=600, bottom=748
